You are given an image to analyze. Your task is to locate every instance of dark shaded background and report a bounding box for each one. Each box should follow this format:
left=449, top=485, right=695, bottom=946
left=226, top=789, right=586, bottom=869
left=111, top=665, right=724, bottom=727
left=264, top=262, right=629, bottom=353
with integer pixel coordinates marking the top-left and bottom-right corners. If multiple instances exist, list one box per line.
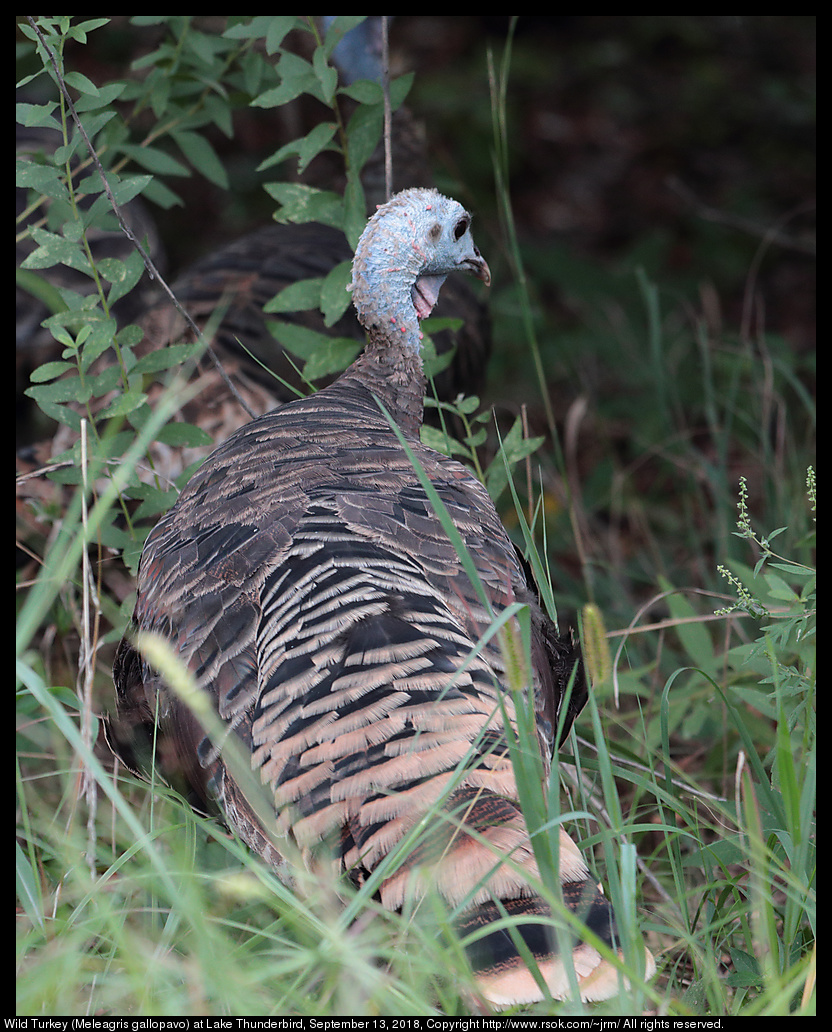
left=51, top=16, right=815, bottom=347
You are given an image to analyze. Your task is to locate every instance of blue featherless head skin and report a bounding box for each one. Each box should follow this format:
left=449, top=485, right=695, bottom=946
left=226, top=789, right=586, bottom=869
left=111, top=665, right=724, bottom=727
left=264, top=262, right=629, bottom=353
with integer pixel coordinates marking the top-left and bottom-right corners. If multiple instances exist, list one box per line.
left=351, top=188, right=490, bottom=354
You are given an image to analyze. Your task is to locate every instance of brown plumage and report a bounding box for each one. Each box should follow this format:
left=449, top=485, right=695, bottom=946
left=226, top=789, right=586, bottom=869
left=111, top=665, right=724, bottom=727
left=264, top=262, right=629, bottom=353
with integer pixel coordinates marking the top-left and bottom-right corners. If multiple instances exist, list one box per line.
left=110, top=188, right=654, bottom=1005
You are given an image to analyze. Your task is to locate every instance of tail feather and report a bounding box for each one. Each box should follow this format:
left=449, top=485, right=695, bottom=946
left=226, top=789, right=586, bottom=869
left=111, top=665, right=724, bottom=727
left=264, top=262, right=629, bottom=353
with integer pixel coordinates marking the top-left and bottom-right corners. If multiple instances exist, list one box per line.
left=460, top=888, right=656, bottom=1006
left=371, top=785, right=655, bottom=1005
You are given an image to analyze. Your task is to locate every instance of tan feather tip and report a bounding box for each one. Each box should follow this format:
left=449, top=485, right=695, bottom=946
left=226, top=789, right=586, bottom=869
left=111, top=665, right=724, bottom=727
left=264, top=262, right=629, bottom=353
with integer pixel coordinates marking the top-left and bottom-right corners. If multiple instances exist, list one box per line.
left=477, top=944, right=657, bottom=1008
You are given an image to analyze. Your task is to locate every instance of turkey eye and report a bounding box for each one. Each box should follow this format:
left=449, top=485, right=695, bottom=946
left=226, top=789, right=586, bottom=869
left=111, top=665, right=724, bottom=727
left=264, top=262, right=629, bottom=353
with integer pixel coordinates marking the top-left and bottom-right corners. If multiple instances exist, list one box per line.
left=454, top=217, right=469, bottom=241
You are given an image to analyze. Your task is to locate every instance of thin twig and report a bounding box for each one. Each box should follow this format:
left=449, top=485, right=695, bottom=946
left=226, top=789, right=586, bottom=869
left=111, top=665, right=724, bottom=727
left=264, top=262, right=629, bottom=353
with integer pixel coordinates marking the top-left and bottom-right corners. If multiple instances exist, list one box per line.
left=381, top=17, right=393, bottom=201
left=607, top=608, right=753, bottom=638
left=612, top=586, right=755, bottom=705
left=571, top=736, right=726, bottom=805
left=668, top=176, right=816, bottom=257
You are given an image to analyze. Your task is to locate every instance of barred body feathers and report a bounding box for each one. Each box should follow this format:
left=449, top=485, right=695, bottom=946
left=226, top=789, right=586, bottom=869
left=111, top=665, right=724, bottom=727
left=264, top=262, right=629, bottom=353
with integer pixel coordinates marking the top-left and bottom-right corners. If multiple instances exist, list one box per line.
left=110, top=188, right=654, bottom=1005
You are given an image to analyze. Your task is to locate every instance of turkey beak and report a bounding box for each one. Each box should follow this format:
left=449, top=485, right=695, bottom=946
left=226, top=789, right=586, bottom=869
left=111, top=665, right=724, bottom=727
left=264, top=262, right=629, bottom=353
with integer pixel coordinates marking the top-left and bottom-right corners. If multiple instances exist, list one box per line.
left=461, top=249, right=491, bottom=287
left=473, top=255, right=492, bottom=286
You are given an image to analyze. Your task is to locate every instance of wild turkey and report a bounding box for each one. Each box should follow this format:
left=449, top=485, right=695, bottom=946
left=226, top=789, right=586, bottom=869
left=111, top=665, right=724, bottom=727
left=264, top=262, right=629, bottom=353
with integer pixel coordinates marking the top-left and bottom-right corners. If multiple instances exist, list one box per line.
left=110, top=188, right=654, bottom=1006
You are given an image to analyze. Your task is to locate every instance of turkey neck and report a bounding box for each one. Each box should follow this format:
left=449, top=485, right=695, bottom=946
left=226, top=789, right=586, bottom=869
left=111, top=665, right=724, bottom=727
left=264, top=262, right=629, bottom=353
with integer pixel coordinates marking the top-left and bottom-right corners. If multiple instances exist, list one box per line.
left=335, top=331, right=427, bottom=438
left=348, top=210, right=435, bottom=437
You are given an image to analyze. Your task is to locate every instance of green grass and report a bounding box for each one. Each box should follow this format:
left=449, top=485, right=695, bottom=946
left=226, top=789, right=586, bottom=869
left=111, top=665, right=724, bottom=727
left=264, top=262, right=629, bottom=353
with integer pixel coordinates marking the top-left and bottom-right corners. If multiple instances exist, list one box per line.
left=16, top=413, right=816, bottom=1015
left=16, top=502, right=816, bottom=1015
left=17, top=16, right=815, bottom=1017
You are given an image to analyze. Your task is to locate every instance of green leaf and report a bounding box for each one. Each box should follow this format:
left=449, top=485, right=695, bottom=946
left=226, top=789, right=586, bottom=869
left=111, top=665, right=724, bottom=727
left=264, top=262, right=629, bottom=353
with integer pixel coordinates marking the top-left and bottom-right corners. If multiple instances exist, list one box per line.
left=28, top=361, right=75, bottom=384
left=769, top=562, right=815, bottom=578
left=73, top=80, right=125, bottom=112
left=155, top=422, right=212, bottom=447
left=238, top=48, right=267, bottom=97
left=389, top=71, right=415, bottom=110
left=15, top=72, right=43, bottom=91
left=16, top=161, right=68, bottom=202
left=16, top=102, right=61, bottom=131
left=267, top=322, right=329, bottom=360
left=172, top=130, right=228, bottom=188
left=61, top=219, right=85, bottom=243
left=419, top=424, right=467, bottom=459
left=660, top=576, right=717, bottom=673
left=65, top=323, right=93, bottom=351
left=111, top=173, right=154, bottom=206
left=683, top=835, right=747, bottom=867
left=49, top=325, right=78, bottom=350
left=421, top=334, right=456, bottom=379
left=141, top=176, right=183, bottom=209
left=764, top=572, right=800, bottom=604
left=222, top=16, right=298, bottom=51
left=120, top=143, right=190, bottom=177
left=183, top=28, right=228, bottom=69
left=96, top=258, right=125, bottom=284
left=131, top=343, right=204, bottom=376
left=340, top=80, right=383, bottom=104
left=302, top=338, right=361, bottom=381
left=21, top=228, right=91, bottom=273
left=66, top=17, right=110, bottom=44
left=26, top=379, right=87, bottom=430
left=79, top=318, right=118, bottom=372
left=84, top=365, right=124, bottom=398
left=80, top=193, right=119, bottom=231
left=269, top=323, right=359, bottom=380
left=322, top=16, right=367, bottom=60
left=344, top=102, right=383, bottom=179
left=203, top=93, right=234, bottom=137
left=264, top=183, right=343, bottom=227
left=312, top=46, right=338, bottom=105
left=485, top=417, right=544, bottom=502
left=63, top=71, right=101, bottom=97
left=254, top=51, right=319, bottom=107
left=16, top=268, right=68, bottom=317
left=343, top=174, right=367, bottom=249
left=15, top=842, right=44, bottom=933
left=725, top=948, right=763, bottom=988
left=134, top=495, right=180, bottom=522
left=458, top=396, right=483, bottom=416
left=117, top=323, right=145, bottom=350
left=44, top=464, right=83, bottom=486
left=267, top=16, right=301, bottom=54
left=147, top=74, right=171, bottom=120
left=96, top=389, right=148, bottom=420
left=107, top=249, right=147, bottom=308
left=41, top=291, right=100, bottom=328
left=260, top=122, right=338, bottom=175
left=320, top=261, right=353, bottom=326
left=264, top=278, right=323, bottom=314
